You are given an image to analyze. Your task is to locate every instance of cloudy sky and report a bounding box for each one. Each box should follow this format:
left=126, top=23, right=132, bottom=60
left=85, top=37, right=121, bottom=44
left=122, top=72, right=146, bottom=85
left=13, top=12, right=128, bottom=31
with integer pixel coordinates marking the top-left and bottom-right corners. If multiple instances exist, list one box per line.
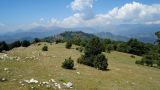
left=0, top=0, right=160, bottom=32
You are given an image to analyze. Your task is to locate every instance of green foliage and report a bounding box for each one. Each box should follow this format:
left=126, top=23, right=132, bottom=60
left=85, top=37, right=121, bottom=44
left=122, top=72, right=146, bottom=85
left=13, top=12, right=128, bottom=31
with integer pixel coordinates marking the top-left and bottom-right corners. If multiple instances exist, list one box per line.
left=127, top=38, right=149, bottom=55
left=93, top=54, right=108, bottom=70
left=42, top=46, right=48, bottom=51
left=33, top=38, right=41, bottom=43
left=104, top=39, right=112, bottom=44
left=136, top=31, right=160, bottom=68
left=55, top=39, right=64, bottom=44
left=72, top=35, right=81, bottom=46
left=116, top=42, right=131, bottom=53
left=65, top=41, right=72, bottom=49
left=157, top=61, right=160, bottom=67
left=21, top=40, right=31, bottom=47
left=85, top=37, right=105, bottom=56
left=135, top=60, right=144, bottom=65
left=145, top=59, right=154, bottom=67
left=0, top=41, right=9, bottom=52
left=76, top=47, right=83, bottom=52
left=155, top=31, right=160, bottom=45
left=78, top=37, right=108, bottom=70
left=77, top=55, right=95, bottom=67
left=60, top=31, right=97, bottom=41
left=62, top=57, right=74, bottom=69
left=137, top=52, right=160, bottom=67
left=80, top=39, right=88, bottom=47
left=10, top=40, right=21, bottom=49
left=105, top=44, right=114, bottom=53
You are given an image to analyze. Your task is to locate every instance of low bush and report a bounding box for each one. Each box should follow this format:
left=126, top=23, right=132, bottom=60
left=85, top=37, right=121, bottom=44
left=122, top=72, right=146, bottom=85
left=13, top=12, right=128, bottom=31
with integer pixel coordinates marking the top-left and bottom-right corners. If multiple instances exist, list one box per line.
left=76, top=47, right=83, bottom=52
left=77, top=37, right=108, bottom=71
left=65, top=41, right=72, bottom=49
left=93, top=54, right=108, bottom=70
left=42, top=46, right=48, bottom=51
left=21, top=40, right=31, bottom=47
left=135, top=60, right=144, bottom=65
left=62, top=57, right=74, bottom=69
left=145, top=59, right=153, bottom=67
left=77, top=55, right=94, bottom=67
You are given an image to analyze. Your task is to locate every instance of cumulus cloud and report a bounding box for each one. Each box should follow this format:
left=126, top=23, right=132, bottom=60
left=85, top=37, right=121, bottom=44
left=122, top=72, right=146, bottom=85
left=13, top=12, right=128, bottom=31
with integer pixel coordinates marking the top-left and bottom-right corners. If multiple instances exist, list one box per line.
left=13, top=1, right=160, bottom=30
left=98, top=2, right=160, bottom=24
left=70, top=0, right=94, bottom=20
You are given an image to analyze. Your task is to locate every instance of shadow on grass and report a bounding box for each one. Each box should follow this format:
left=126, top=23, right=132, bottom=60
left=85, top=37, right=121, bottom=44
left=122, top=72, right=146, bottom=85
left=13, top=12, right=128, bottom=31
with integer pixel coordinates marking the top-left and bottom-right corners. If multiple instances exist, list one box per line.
left=106, top=69, right=111, bottom=71
left=101, top=69, right=111, bottom=71
left=63, top=68, right=77, bottom=70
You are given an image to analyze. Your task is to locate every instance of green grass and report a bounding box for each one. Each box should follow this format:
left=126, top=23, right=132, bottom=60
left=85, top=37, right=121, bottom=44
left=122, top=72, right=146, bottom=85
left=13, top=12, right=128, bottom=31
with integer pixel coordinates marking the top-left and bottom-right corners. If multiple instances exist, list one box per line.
left=0, top=42, right=160, bottom=90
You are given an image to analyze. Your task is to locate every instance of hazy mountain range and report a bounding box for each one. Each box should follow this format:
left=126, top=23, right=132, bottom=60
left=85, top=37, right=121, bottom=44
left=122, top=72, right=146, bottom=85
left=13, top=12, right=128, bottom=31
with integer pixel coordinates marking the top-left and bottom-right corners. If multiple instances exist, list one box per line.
left=0, top=24, right=159, bottom=43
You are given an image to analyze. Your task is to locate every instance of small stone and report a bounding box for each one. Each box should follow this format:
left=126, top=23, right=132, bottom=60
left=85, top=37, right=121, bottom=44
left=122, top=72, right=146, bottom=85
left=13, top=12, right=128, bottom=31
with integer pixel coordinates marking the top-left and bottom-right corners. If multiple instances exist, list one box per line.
left=4, top=68, right=9, bottom=71
left=57, top=84, right=61, bottom=89
left=63, top=82, right=73, bottom=88
left=21, top=84, right=25, bottom=86
left=51, top=79, right=56, bottom=83
left=77, top=72, right=80, bottom=75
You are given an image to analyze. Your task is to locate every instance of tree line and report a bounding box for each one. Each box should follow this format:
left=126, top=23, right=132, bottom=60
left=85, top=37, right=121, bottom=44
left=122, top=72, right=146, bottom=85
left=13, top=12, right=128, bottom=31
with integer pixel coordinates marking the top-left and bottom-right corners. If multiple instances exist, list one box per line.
left=65, top=31, right=160, bottom=69
left=0, top=40, right=32, bottom=52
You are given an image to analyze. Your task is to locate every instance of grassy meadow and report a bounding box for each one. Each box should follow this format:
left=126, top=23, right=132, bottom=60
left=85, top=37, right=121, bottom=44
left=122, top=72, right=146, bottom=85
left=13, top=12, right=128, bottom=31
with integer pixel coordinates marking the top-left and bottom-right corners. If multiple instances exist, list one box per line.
left=0, top=42, right=160, bottom=90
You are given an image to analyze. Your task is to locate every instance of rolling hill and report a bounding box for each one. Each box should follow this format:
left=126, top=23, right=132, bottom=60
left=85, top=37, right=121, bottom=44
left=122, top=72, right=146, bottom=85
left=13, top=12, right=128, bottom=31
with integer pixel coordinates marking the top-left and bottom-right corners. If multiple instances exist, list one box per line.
left=0, top=42, right=160, bottom=90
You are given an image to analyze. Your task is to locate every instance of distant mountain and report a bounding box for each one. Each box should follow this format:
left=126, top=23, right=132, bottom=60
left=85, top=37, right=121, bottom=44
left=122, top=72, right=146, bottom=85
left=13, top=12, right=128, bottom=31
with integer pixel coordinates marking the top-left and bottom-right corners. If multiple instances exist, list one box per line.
left=99, top=24, right=160, bottom=43
left=0, top=27, right=65, bottom=43
left=42, top=31, right=97, bottom=43
left=60, top=31, right=97, bottom=40
left=0, top=24, right=159, bottom=43
left=94, top=32, right=129, bottom=41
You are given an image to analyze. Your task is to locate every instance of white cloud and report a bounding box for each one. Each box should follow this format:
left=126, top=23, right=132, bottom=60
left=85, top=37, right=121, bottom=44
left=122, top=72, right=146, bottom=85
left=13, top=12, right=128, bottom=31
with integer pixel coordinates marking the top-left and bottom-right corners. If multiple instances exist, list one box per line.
left=70, top=0, right=94, bottom=20
left=95, top=2, right=160, bottom=25
left=11, top=1, right=160, bottom=31
left=71, top=0, right=93, bottom=11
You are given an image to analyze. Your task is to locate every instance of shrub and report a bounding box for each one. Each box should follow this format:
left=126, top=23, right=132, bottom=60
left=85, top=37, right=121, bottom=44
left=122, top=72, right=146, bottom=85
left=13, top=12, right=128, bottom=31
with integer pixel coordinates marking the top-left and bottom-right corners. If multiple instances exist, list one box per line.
left=77, top=55, right=94, bottom=67
left=0, top=41, right=9, bottom=52
left=157, top=60, right=160, bottom=67
left=42, top=46, right=48, bottom=51
left=105, top=44, right=114, bottom=53
left=10, top=40, right=21, bottom=49
left=145, top=59, right=153, bottom=67
left=85, top=37, right=105, bottom=55
left=135, top=60, right=144, bottom=65
left=72, top=35, right=81, bottom=46
left=77, top=37, right=108, bottom=71
left=116, top=43, right=131, bottom=53
left=93, top=54, right=108, bottom=70
left=38, top=43, right=41, bottom=46
left=55, top=39, right=64, bottom=44
left=65, top=41, right=72, bottom=49
left=21, top=40, right=31, bottom=47
left=62, top=57, right=74, bottom=69
left=33, top=38, right=41, bottom=43
left=76, top=47, right=83, bottom=52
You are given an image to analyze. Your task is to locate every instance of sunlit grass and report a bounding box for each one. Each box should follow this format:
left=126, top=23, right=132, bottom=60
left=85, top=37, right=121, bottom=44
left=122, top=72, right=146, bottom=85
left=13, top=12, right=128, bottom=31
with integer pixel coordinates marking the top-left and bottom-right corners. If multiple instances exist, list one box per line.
left=0, top=42, right=160, bottom=90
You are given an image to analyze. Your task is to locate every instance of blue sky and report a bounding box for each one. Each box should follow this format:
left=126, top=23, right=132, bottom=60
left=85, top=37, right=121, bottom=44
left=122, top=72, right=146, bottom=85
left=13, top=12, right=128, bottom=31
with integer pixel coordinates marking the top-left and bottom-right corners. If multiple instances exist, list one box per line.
left=0, top=0, right=160, bottom=32
left=0, top=0, right=159, bottom=24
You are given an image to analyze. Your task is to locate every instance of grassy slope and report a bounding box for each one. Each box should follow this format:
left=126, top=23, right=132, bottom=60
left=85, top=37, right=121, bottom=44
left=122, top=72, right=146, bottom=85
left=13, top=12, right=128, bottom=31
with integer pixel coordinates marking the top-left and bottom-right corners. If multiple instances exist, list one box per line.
left=0, top=42, right=160, bottom=90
